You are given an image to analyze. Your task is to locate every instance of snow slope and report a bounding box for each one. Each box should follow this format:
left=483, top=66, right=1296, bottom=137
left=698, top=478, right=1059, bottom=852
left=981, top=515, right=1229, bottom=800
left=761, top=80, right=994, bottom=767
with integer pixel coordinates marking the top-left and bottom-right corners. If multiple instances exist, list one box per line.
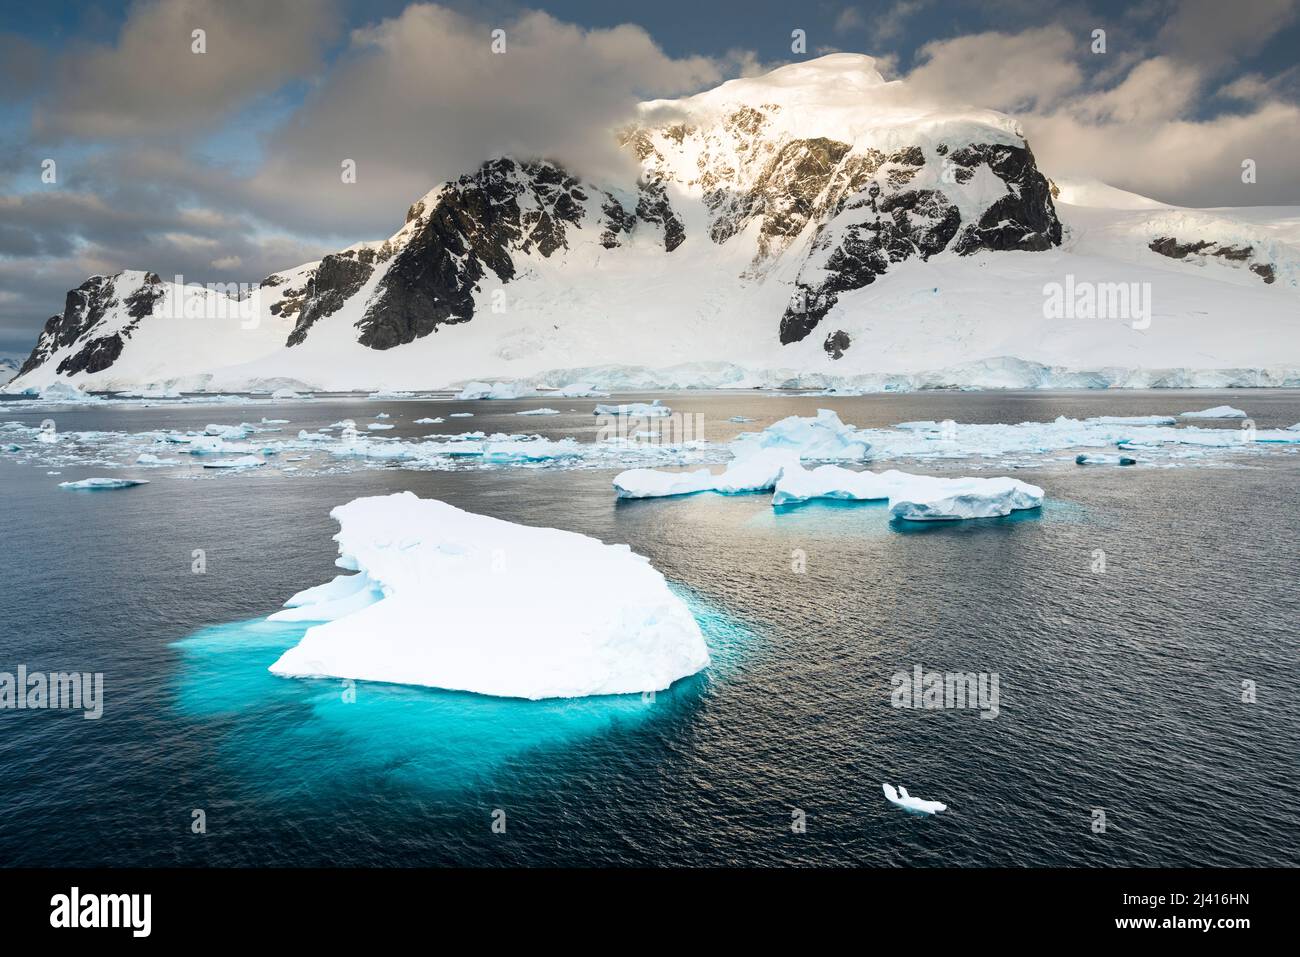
left=8, top=54, right=1299, bottom=394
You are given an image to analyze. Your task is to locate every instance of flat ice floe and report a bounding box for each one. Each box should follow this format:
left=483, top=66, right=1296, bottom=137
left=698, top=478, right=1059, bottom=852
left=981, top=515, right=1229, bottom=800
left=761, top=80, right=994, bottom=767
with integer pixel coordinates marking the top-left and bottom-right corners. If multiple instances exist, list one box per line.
left=268, top=492, right=710, bottom=699
left=59, top=477, right=148, bottom=490
left=771, top=463, right=1043, bottom=522
left=1180, top=405, right=1247, bottom=419
left=615, top=412, right=1041, bottom=521
left=883, top=783, right=946, bottom=815
left=594, top=400, right=672, bottom=417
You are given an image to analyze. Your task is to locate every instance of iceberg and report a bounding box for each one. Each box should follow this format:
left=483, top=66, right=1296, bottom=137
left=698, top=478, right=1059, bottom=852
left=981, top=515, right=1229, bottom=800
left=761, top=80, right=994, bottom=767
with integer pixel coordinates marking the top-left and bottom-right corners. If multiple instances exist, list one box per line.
left=1180, top=405, right=1247, bottom=419
left=888, top=476, right=1043, bottom=521
left=456, top=381, right=536, bottom=400
left=268, top=492, right=710, bottom=699
left=59, top=477, right=149, bottom=490
left=414, top=417, right=444, bottom=424
left=883, top=783, right=946, bottom=816
left=772, top=462, right=1044, bottom=520
left=614, top=449, right=799, bottom=499
left=729, top=409, right=871, bottom=462
left=594, top=400, right=672, bottom=417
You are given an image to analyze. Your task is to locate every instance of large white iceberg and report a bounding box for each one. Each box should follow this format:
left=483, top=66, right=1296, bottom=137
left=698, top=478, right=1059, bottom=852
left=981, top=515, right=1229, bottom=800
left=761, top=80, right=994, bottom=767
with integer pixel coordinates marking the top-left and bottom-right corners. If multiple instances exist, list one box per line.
left=268, top=492, right=710, bottom=699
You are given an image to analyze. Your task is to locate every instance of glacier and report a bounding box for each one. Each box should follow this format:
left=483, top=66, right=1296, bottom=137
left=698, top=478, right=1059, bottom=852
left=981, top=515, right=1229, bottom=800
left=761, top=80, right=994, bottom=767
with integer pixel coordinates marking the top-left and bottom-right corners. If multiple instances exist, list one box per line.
left=267, top=492, right=711, bottom=699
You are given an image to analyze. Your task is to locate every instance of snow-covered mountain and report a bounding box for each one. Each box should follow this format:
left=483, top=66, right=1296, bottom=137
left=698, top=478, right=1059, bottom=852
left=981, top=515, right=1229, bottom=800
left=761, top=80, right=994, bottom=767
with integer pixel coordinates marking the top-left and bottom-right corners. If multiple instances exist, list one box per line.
left=0, top=357, right=19, bottom=385
left=8, top=54, right=1299, bottom=394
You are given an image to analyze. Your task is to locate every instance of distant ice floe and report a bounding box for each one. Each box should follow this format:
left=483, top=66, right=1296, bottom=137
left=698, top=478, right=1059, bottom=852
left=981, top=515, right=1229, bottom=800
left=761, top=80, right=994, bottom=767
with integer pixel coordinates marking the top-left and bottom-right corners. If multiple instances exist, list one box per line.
left=1180, top=405, right=1247, bottom=419
left=267, top=492, right=711, bottom=699
left=516, top=407, right=561, bottom=416
left=883, top=783, right=946, bottom=816
left=615, top=413, right=1043, bottom=521
left=456, top=381, right=536, bottom=400
left=548, top=382, right=609, bottom=398
left=1075, top=453, right=1137, bottom=466
left=594, top=400, right=672, bottom=417
left=59, top=477, right=148, bottom=490
left=4, top=404, right=1298, bottom=486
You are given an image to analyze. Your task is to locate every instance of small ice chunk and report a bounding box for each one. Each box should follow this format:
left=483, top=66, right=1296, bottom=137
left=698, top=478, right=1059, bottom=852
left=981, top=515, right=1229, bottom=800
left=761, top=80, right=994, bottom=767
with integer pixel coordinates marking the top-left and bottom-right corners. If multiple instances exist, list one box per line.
left=1075, top=453, right=1137, bottom=466
left=594, top=400, right=671, bottom=417
left=59, top=477, right=149, bottom=490
left=883, top=783, right=946, bottom=816
left=202, top=455, right=265, bottom=469
left=1085, top=415, right=1176, bottom=426
left=367, top=423, right=394, bottom=431
left=516, top=408, right=561, bottom=416
left=414, top=417, right=444, bottom=424
left=449, top=412, right=474, bottom=418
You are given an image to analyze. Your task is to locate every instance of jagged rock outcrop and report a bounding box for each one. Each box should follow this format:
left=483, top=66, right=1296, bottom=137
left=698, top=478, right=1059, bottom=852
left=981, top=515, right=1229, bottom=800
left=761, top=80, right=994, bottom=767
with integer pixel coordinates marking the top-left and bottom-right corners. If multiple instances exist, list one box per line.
left=1149, top=236, right=1277, bottom=284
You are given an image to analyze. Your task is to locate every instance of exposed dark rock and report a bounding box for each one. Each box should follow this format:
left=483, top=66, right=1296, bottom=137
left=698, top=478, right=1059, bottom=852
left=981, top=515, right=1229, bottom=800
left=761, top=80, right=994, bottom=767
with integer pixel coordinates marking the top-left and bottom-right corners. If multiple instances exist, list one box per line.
left=355, top=157, right=591, bottom=350
left=19, top=273, right=163, bottom=378
left=286, top=253, right=375, bottom=346
left=950, top=144, right=1062, bottom=254
left=823, top=329, right=851, bottom=359
left=1149, top=236, right=1214, bottom=259
left=636, top=179, right=685, bottom=252
left=1251, top=262, right=1276, bottom=284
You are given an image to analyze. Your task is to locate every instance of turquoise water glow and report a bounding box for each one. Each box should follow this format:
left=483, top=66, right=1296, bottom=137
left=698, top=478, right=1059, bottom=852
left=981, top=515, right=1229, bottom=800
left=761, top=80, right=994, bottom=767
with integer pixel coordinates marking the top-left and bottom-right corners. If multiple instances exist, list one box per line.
left=170, top=592, right=755, bottom=796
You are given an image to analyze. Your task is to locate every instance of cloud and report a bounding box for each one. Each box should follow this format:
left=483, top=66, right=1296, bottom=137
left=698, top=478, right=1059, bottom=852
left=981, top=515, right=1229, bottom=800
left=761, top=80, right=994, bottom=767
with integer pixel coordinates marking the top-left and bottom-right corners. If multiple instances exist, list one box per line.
left=1156, top=0, right=1300, bottom=70
left=33, top=0, right=341, bottom=139
left=907, top=26, right=1085, bottom=112
left=223, top=3, right=730, bottom=237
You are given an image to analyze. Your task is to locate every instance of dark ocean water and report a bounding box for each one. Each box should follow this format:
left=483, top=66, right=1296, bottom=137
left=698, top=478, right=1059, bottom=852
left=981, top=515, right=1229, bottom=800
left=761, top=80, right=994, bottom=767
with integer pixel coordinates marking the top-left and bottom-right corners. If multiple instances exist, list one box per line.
left=0, top=390, right=1297, bottom=867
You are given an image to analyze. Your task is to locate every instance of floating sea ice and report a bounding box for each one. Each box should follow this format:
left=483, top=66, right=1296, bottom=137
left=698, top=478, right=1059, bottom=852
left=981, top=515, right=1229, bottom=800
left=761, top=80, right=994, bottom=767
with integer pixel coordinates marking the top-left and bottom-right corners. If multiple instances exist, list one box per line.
left=728, top=416, right=754, bottom=423
left=267, top=492, right=710, bottom=699
left=772, top=463, right=913, bottom=505
left=887, top=475, right=1044, bottom=521
left=261, top=418, right=289, bottom=425
left=613, top=449, right=800, bottom=499
left=59, top=477, right=149, bottom=490
left=516, top=408, right=561, bottom=416
left=414, top=417, right=444, bottom=424
left=729, top=409, right=871, bottom=462
left=269, top=388, right=302, bottom=400
left=375, top=412, right=390, bottom=419
left=367, top=423, right=394, bottom=430
left=883, top=783, right=946, bottom=816
left=1180, top=405, right=1247, bottom=419
left=1076, top=453, right=1137, bottom=466
left=550, top=382, right=609, bottom=398
left=136, top=452, right=180, bottom=465
left=1085, top=415, right=1177, bottom=426
left=203, top=455, right=265, bottom=469
left=594, top=400, right=672, bottom=417
left=449, top=412, right=474, bottom=418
